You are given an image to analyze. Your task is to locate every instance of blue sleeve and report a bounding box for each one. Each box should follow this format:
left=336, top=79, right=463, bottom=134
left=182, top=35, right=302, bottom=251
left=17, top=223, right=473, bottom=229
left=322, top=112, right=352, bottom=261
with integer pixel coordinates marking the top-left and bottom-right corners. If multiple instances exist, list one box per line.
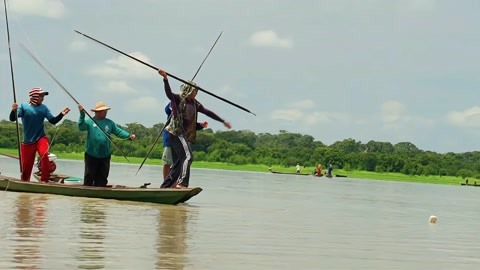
left=165, top=102, right=171, bottom=116
left=43, top=105, right=55, bottom=121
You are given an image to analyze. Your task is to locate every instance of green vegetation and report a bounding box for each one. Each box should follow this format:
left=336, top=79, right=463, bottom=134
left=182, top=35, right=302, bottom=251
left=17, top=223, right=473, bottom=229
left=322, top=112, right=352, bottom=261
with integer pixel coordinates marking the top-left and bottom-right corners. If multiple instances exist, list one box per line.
left=1, top=119, right=477, bottom=186
left=0, top=148, right=469, bottom=186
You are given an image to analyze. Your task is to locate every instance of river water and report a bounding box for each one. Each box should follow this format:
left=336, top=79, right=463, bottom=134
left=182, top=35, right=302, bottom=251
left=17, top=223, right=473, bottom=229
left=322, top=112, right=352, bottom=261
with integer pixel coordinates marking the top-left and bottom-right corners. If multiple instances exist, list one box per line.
left=1, top=156, right=479, bottom=269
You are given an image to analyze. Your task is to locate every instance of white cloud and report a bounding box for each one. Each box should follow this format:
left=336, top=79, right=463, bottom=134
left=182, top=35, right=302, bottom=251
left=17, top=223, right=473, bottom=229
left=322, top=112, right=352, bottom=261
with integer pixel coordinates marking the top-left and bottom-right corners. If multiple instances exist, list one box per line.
left=272, top=100, right=351, bottom=125
left=291, top=100, right=314, bottom=109
left=446, top=107, right=480, bottom=127
left=100, top=81, right=139, bottom=95
left=125, top=96, right=161, bottom=112
left=68, top=40, right=87, bottom=51
left=381, top=100, right=406, bottom=125
left=88, top=52, right=157, bottom=80
left=305, top=112, right=331, bottom=125
left=271, top=109, right=303, bottom=121
left=380, top=101, right=435, bottom=131
left=249, top=31, right=293, bottom=48
left=10, top=0, right=66, bottom=19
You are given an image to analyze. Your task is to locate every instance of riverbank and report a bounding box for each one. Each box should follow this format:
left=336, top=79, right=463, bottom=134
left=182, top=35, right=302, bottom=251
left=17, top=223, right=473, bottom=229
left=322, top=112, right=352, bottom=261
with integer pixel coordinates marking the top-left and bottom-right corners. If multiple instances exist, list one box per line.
left=0, top=148, right=469, bottom=186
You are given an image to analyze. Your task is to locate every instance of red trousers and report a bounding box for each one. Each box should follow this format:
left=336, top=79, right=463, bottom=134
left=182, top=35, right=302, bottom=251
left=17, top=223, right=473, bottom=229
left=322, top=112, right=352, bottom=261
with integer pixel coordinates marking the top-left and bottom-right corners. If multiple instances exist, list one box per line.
left=21, top=136, right=50, bottom=182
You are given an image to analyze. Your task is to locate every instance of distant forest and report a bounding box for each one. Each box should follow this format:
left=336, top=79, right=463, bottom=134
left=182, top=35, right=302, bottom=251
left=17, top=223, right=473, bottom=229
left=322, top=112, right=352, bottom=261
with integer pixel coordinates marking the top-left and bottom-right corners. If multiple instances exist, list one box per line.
left=1, top=119, right=480, bottom=178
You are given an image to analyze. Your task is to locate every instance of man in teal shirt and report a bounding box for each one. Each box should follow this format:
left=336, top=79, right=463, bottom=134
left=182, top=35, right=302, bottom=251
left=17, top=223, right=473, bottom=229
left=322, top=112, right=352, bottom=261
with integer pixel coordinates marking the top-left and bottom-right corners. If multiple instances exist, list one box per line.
left=78, top=102, right=135, bottom=186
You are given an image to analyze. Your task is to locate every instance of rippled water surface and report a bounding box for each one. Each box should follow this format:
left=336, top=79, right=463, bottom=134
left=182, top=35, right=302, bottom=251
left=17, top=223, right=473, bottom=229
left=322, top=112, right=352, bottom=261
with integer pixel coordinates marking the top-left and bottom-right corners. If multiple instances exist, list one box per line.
left=1, top=156, right=480, bottom=269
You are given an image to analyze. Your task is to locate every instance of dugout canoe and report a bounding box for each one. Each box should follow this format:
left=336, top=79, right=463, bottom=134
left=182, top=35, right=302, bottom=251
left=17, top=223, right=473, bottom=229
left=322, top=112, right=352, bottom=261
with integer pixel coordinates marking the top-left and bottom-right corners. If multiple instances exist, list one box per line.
left=313, top=174, right=333, bottom=178
left=460, top=183, right=480, bottom=187
left=270, top=170, right=311, bottom=176
left=0, top=174, right=201, bottom=205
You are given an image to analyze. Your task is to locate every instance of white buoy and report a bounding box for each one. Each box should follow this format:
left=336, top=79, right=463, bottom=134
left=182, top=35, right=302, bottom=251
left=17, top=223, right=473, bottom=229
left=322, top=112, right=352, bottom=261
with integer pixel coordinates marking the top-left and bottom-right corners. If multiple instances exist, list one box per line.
left=429, top=215, right=438, bottom=224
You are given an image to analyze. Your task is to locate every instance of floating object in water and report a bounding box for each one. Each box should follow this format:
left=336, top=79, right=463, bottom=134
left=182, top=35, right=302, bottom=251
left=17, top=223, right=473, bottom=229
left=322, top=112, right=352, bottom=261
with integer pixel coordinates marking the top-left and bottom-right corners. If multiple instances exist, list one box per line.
left=429, top=215, right=438, bottom=224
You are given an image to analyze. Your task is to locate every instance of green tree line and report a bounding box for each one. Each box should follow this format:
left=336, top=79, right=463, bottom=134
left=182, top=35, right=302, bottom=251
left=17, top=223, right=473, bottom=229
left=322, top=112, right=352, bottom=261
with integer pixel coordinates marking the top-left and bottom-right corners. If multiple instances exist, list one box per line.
left=1, top=119, right=479, bottom=178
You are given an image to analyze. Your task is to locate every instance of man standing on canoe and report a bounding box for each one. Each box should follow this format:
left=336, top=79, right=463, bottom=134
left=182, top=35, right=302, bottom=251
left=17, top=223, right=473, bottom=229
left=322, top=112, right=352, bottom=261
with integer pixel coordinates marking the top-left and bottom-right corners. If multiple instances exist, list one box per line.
left=78, top=102, right=136, bottom=187
left=9, top=87, right=70, bottom=182
left=162, top=101, right=208, bottom=179
left=158, top=69, right=231, bottom=188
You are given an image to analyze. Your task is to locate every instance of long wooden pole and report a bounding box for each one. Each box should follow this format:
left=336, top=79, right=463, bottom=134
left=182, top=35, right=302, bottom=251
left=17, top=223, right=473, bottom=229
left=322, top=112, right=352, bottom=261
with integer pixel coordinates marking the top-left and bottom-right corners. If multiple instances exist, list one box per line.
left=20, top=43, right=131, bottom=162
left=135, top=31, right=224, bottom=175
left=3, top=0, right=22, bottom=173
left=74, top=30, right=255, bottom=116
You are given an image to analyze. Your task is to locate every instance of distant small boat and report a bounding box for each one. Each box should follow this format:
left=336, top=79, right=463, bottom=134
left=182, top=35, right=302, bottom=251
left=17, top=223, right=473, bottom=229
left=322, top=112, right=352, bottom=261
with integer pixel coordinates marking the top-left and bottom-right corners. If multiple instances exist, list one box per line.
left=269, top=170, right=310, bottom=176
left=460, top=183, right=480, bottom=187
left=313, top=174, right=333, bottom=178
left=460, top=179, right=479, bottom=187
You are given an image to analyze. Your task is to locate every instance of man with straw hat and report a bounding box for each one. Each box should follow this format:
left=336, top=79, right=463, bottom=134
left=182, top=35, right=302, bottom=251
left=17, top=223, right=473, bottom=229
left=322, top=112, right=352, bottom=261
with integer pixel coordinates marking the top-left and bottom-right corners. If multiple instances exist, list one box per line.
left=78, top=101, right=135, bottom=186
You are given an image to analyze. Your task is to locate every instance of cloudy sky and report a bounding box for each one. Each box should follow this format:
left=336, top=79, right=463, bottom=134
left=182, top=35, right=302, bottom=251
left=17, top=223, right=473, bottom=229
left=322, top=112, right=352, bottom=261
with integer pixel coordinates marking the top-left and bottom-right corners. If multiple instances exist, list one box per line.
left=1, top=0, right=480, bottom=153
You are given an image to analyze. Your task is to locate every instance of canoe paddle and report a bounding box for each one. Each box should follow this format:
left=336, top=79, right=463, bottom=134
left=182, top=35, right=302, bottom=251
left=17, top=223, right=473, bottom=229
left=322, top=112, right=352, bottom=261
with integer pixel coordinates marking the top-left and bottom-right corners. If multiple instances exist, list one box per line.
left=135, top=31, right=223, bottom=175
left=74, top=30, right=255, bottom=116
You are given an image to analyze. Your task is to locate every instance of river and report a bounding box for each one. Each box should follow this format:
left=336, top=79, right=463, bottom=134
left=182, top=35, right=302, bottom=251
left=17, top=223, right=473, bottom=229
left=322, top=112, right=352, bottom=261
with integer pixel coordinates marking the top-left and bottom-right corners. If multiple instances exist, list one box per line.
left=1, top=156, right=479, bottom=269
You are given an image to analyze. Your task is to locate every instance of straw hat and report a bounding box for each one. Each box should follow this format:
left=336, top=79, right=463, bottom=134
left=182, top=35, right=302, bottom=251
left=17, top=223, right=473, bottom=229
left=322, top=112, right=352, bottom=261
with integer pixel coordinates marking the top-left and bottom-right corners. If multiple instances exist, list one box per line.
left=91, top=101, right=111, bottom=112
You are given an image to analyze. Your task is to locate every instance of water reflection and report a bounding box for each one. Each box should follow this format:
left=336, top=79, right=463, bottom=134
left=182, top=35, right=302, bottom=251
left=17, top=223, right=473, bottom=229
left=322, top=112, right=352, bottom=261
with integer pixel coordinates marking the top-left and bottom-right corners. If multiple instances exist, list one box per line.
left=75, top=201, right=107, bottom=270
left=156, top=206, right=190, bottom=270
left=12, top=194, right=48, bottom=269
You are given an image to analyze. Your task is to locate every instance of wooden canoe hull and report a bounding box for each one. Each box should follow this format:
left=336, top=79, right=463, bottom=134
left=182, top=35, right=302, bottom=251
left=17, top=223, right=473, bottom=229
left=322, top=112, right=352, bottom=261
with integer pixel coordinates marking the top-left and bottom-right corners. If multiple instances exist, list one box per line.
left=460, top=183, right=480, bottom=187
left=0, top=175, right=201, bottom=205
left=270, top=171, right=311, bottom=176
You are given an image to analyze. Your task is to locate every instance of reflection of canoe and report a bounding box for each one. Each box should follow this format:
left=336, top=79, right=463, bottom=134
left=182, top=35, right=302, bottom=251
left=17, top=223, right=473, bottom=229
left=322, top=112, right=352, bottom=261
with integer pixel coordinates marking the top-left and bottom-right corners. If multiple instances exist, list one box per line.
left=335, top=174, right=347, bottom=178
left=270, top=171, right=310, bottom=176
left=0, top=174, right=202, bottom=205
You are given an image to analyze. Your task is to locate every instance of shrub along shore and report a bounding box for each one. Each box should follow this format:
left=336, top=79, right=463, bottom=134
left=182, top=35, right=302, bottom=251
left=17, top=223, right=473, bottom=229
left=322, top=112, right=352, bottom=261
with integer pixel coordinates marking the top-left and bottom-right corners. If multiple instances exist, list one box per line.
left=1, top=148, right=470, bottom=186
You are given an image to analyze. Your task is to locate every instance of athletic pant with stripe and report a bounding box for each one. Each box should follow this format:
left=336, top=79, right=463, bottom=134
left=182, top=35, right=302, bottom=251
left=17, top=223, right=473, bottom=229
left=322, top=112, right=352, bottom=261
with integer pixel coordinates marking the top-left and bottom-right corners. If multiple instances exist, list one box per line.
left=161, top=133, right=192, bottom=188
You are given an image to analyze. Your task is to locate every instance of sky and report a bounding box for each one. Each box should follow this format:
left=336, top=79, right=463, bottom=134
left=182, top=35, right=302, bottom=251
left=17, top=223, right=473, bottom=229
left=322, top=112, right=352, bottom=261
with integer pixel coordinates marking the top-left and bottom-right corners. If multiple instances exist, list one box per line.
left=1, top=0, right=480, bottom=154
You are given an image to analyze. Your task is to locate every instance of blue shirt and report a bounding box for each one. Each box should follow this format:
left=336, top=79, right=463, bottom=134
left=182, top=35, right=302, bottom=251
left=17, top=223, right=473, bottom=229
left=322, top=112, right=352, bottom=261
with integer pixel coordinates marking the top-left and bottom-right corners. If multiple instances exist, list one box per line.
left=162, top=103, right=172, bottom=147
left=16, top=102, right=55, bottom=144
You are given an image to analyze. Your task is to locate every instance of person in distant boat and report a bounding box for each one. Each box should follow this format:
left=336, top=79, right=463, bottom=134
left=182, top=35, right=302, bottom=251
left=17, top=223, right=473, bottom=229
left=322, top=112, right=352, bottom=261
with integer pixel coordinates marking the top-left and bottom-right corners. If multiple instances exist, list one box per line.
left=162, top=101, right=208, bottom=179
left=9, top=87, right=70, bottom=182
left=296, top=163, right=301, bottom=173
left=316, top=163, right=322, bottom=176
left=327, top=164, right=333, bottom=177
left=78, top=102, right=136, bottom=187
left=158, top=69, right=231, bottom=189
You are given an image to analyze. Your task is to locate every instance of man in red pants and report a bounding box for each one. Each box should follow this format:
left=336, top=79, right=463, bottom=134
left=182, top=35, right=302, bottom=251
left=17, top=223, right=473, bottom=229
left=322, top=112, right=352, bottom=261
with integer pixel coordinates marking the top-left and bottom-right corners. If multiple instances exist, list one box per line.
left=9, top=87, right=70, bottom=182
